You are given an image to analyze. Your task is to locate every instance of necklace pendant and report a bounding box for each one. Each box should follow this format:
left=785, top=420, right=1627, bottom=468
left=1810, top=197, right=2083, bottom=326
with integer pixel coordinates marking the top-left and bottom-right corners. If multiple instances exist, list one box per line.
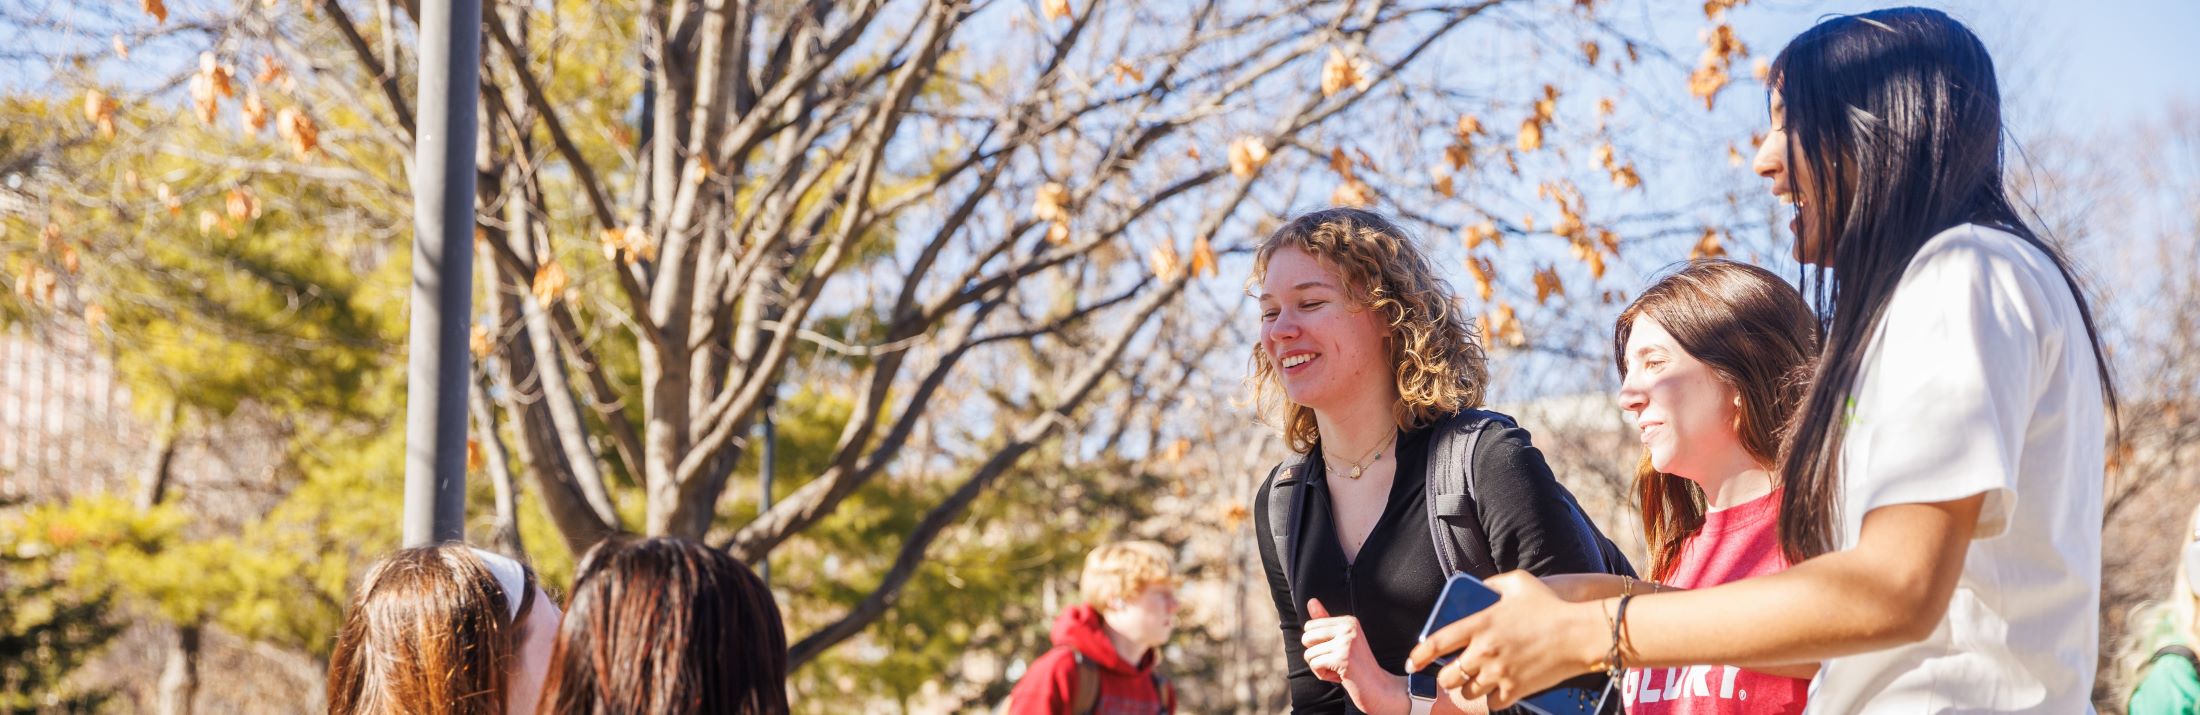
left=1349, top=465, right=1364, bottom=480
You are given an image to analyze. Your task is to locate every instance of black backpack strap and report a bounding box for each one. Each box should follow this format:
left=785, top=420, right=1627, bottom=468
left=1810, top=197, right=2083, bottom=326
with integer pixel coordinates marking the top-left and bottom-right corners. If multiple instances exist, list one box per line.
left=1072, top=652, right=1100, bottom=715
left=1264, top=452, right=1312, bottom=594
left=2152, top=644, right=2200, bottom=672
left=1151, top=671, right=1173, bottom=714
left=1424, top=409, right=1637, bottom=580
left=1423, top=410, right=1508, bottom=578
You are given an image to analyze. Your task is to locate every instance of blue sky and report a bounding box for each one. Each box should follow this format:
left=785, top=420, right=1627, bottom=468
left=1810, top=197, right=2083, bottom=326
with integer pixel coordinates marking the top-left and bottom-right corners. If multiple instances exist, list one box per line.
left=1732, top=1, right=2200, bottom=134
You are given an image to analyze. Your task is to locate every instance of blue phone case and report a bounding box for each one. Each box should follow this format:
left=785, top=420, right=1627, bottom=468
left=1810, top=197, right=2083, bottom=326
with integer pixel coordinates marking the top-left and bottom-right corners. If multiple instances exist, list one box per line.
left=1412, top=573, right=1613, bottom=715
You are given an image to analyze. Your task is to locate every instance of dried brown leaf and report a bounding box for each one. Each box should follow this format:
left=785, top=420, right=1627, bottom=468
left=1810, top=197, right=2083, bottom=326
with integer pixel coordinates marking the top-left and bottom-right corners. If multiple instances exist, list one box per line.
left=1162, top=437, right=1192, bottom=463
left=1517, top=118, right=1543, bottom=152
left=1462, top=221, right=1502, bottom=251
left=532, top=260, right=569, bottom=305
left=1148, top=240, right=1182, bottom=281
left=1464, top=254, right=1495, bottom=302
left=256, top=55, right=288, bottom=86
left=1110, top=60, right=1145, bottom=85
left=240, top=93, right=268, bottom=133
left=188, top=74, right=218, bottom=124
left=1533, top=265, right=1565, bottom=305
left=1456, top=114, right=1485, bottom=138
left=1228, top=136, right=1269, bottom=178
left=276, top=107, right=318, bottom=160
left=1613, top=164, right=1641, bottom=190
left=1330, top=178, right=1374, bottom=208
left=1445, top=144, right=1472, bottom=172
left=1032, top=182, right=1071, bottom=223
left=1189, top=234, right=1217, bottom=278
left=1488, top=302, right=1526, bottom=348
left=225, top=187, right=259, bottom=221
left=1691, top=227, right=1726, bottom=259
left=1320, top=47, right=1361, bottom=97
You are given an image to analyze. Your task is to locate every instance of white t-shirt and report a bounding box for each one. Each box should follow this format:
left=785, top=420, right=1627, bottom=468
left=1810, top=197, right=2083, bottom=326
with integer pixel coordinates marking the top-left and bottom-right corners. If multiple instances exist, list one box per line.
left=1805, top=224, right=2106, bottom=714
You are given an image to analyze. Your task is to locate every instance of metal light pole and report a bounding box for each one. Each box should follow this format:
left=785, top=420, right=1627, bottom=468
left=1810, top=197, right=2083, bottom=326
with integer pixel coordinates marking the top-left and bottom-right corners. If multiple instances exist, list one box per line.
left=401, top=0, right=482, bottom=547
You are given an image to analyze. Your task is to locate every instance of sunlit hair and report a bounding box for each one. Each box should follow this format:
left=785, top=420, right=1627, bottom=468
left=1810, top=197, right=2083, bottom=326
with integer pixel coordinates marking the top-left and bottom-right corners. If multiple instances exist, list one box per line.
left=1079, top=540, right=1178, bottom=607
left=1248, top=207, right=1489, bottom=453
left=1614, top=260, right=1819, bottom=580
left=536, top=536, right=788, bottom=715
left=327, top=544, right=540, bottom=715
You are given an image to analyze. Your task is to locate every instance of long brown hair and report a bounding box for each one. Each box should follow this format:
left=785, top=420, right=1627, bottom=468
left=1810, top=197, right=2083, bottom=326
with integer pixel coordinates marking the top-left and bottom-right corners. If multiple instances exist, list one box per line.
left=1615, top=260, right=1819, bottom=579
left=327, top=544, right=540, bottom=715
left=536, top=536, right=789, bottom=715
left=1247, top=207, right=1490, bottom=452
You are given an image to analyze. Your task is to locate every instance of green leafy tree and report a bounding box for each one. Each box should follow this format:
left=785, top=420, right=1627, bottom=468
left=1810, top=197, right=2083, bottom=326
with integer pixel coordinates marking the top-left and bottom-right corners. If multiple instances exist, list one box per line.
left=2, top=0, right=1779, bottom=710
left=0, top=498, right=124, bottom=713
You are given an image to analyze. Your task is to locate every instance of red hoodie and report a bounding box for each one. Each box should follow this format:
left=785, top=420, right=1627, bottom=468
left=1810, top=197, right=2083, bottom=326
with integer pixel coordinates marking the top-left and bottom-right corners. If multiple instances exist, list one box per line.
left=1005, top=604, right=1174, bottom=715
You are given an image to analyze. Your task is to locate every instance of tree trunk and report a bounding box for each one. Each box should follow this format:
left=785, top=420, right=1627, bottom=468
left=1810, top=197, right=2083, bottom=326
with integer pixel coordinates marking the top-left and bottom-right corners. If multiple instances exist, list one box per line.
left=155, top=619, right=202, bottom=715
left=136, top=399, right=180, bottom=510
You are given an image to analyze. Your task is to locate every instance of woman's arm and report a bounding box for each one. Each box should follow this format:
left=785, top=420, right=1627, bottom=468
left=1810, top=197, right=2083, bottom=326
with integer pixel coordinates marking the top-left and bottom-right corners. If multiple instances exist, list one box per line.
left=1749, top=662, right=1821, bottom=680
left=1541, top=573, right=1655, bottom=602
left=1409, top=495, right=1984, bottom=708
left=1542, top=567, right=1819, bottom=679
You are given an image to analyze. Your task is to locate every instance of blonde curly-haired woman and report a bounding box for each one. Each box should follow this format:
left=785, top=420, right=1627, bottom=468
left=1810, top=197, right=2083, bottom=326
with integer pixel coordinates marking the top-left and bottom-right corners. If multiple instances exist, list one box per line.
left=1250, top=207, right=1632, bottom=715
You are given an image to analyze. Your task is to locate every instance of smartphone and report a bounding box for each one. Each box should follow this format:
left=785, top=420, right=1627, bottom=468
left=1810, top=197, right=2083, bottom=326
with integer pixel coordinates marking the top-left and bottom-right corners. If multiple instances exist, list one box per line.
left=1409, top=573, right=1616, bottom=715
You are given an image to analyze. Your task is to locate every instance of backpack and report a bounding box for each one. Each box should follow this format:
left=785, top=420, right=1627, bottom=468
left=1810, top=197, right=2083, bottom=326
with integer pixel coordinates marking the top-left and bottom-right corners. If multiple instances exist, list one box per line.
left=2151, top=645, right=2200, bottom=670
left=2131, top=645, right=2200, bottom=712
left=1070, top=651, right=1173, bottom=715
left=995, top=647, right=1176, bottom=715
left=1263, top=409, right=1633, bottom=594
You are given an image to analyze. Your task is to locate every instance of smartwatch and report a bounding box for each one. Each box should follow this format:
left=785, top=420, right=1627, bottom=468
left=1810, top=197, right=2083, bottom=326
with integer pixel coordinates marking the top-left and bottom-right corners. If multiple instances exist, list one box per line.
left=1408, top=672, right=1438, bottom=715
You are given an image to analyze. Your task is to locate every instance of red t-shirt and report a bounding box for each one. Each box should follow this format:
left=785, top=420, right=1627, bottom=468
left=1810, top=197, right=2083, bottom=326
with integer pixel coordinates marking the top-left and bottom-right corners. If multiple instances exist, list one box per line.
left=1622, top=488, right=1810, bottom=715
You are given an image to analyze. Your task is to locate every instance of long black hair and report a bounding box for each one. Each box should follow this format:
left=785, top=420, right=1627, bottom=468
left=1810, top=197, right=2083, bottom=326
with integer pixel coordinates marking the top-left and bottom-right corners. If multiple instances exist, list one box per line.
left=1770, top=7, right=2118, bottom=563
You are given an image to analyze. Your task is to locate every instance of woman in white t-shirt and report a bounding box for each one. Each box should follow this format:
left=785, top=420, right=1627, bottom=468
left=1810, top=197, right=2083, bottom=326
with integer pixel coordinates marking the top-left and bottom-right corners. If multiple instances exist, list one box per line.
left=1406, top=7, right=2118, bottom=713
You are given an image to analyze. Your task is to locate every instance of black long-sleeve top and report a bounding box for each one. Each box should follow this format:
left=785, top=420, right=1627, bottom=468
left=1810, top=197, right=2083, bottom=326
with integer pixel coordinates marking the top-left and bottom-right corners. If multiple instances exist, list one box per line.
left=1253, top=421, right=1615, bottom=714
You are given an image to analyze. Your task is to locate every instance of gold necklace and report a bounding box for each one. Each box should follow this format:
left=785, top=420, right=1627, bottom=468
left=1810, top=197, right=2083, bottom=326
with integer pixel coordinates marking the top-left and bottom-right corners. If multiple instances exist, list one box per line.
left=1323, top=430, right=1397, bottom=480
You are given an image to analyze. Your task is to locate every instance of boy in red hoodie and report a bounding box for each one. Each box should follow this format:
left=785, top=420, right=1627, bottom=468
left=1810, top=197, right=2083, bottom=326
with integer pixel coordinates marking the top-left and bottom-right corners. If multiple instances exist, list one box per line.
left=1007, top=540, right=1179, bottom=715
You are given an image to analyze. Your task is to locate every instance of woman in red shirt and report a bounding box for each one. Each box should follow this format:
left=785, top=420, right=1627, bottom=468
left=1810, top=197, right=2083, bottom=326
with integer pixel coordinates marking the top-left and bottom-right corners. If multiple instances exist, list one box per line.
left=1549, top=259, right=1821, bottom=713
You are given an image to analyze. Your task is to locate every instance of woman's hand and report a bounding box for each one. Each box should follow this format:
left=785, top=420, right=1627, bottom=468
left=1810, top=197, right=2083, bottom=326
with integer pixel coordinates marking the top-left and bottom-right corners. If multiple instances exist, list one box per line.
left=1303, top=598, right=1408, bottom=715
left=1404, top=571, right=1606, bottom=710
